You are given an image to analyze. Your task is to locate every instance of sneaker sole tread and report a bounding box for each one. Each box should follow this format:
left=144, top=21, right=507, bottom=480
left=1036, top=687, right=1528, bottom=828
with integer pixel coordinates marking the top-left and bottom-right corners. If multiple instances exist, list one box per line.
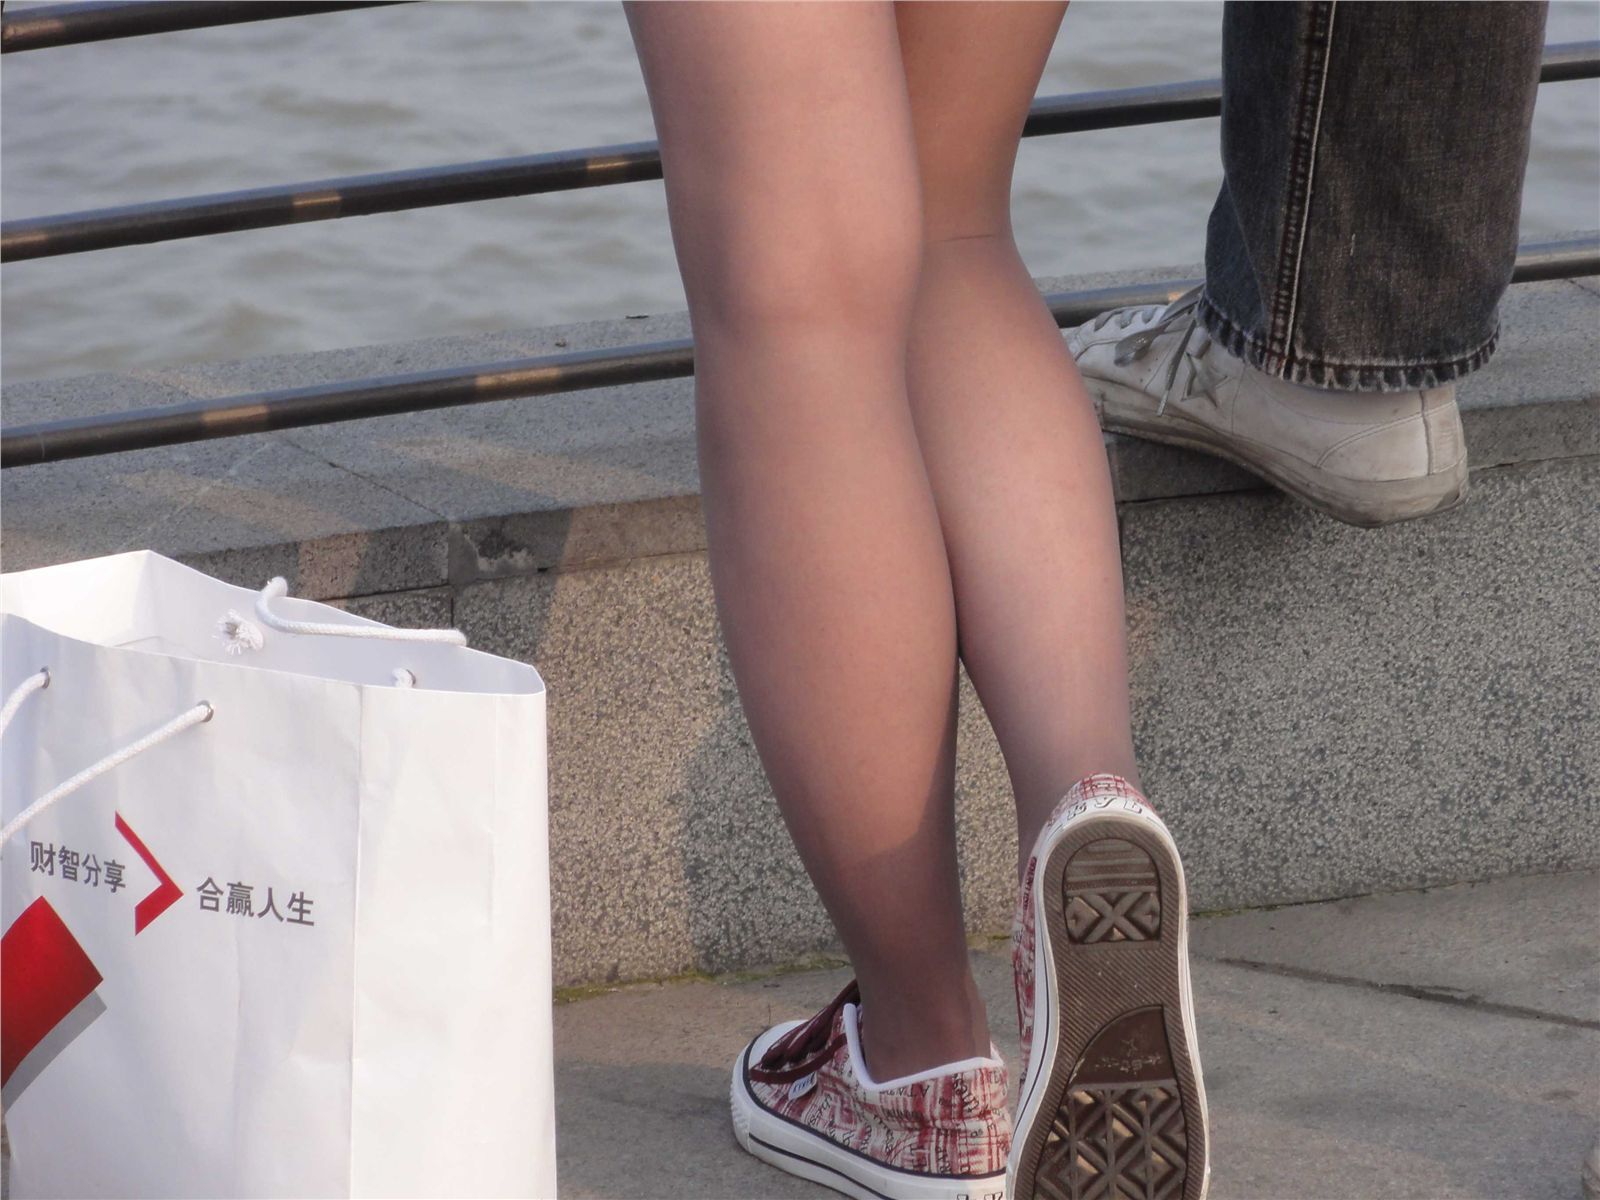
left=1011, top=815, right=1208, bottom=1200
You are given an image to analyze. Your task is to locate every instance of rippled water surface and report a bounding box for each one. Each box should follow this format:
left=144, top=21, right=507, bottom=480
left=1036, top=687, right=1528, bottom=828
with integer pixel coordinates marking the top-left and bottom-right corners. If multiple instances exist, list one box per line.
left=3, top=1, right=1596, bottom=384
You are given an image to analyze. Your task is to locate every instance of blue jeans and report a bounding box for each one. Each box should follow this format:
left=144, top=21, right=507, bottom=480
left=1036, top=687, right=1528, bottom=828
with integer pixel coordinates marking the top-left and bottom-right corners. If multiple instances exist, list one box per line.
left=1198, top=1, right=1549, bottom=391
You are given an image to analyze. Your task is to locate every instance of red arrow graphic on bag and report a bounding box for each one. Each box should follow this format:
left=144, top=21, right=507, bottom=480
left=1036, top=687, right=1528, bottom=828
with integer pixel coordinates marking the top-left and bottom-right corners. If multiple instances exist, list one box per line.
left=115, top=813, right=182, bottom=934
left=1, top=897, right=103, bottom=1087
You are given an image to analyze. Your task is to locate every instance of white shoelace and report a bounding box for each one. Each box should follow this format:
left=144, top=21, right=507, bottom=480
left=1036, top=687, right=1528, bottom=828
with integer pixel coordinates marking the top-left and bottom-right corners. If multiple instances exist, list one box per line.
left=1091, top=285, right=1219, bottom=416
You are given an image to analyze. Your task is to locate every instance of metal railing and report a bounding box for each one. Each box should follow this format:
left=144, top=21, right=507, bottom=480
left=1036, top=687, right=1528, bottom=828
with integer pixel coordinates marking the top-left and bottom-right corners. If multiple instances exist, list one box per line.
left=7, top=236, right=1596, bottom=469
left=2, top=2, right=1596, bottom=469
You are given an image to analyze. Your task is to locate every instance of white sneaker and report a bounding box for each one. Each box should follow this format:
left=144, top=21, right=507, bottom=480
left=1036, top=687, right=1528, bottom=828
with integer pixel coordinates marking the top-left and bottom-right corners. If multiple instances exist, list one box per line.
left=1070, top=288, right=1469, bottom=527
left=731, top=980, right=1012, bottom=1200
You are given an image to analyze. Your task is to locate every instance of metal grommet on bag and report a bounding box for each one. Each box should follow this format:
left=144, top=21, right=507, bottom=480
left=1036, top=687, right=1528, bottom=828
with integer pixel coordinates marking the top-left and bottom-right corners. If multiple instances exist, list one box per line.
left=0, top=667, right=54, bottom=740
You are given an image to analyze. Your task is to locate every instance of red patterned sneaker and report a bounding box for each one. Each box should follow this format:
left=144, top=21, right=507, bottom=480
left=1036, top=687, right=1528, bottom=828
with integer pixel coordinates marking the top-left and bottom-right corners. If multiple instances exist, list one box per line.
left=1008, top=774, right=1209, bottom=1200
left=731, top=980, right=1012, bottom=1200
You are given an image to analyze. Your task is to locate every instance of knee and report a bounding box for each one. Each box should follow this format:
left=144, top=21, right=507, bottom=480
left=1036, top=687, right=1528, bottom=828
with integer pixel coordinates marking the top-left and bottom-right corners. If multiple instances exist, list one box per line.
left=671, top=177, right=924, bottom=338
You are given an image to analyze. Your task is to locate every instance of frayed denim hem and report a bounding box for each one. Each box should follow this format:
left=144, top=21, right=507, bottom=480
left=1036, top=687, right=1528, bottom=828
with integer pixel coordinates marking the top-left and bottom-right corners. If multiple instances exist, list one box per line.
left=1196, top=292, right=1500, bottom=393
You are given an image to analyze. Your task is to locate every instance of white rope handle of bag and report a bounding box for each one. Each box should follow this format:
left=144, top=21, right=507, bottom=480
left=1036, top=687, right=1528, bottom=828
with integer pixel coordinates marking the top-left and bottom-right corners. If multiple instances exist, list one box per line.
left=255, top=578, right=467, bottom=646
left=0, top=572, right=466, bottom=845
left=0, top=665, right=50, bottom=737
left=0, top=668, right=213, bottom=849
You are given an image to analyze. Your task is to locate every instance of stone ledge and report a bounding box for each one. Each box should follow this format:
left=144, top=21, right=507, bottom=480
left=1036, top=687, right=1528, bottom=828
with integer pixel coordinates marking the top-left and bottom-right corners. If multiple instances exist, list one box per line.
left=4, top=268, right=1595, bottom=593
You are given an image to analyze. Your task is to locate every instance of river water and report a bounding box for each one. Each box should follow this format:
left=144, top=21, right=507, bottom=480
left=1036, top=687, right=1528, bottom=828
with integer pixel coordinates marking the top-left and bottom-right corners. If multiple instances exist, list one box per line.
left=3, top=1, right=1596, bottom=385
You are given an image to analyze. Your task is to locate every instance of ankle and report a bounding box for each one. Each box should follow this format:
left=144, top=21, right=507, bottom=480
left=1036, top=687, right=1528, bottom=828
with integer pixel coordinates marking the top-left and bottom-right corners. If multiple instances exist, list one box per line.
left=855, top=979, right=991, bottom=1084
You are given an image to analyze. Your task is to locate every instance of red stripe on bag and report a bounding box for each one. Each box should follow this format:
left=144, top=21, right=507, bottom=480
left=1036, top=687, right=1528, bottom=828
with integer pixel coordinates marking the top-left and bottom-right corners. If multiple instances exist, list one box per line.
left=1, top=897, right=103, bottom=1086
left=115, top=812, right=183, bottom=934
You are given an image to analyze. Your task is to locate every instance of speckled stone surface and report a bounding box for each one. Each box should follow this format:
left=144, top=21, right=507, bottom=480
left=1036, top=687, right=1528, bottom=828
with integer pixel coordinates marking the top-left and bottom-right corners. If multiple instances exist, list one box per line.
left=1123, top=455, right=1600, bottom=913
left=327, top=586, right=455, bottom=630
left=0, top=429, right=448, bottom=598
left=449, top=493, right=708, bottom=581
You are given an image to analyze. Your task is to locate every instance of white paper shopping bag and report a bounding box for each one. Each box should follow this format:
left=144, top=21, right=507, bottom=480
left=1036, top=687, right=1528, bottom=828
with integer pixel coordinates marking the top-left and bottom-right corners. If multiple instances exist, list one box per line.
left=0, top=550, right=556, bottom=1199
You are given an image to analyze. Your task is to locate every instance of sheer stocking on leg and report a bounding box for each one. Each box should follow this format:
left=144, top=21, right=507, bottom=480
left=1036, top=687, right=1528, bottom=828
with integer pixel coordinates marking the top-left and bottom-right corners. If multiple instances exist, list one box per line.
left=624, top=1, right=985, bottom=1081
left=896, top=1, right=1141, bottom=868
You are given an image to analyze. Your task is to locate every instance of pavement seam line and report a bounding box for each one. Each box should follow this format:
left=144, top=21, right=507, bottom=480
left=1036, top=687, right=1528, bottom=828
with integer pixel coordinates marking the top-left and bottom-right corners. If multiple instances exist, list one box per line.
left=1204, top=955, right=1600, bottom=1031
left=280, top=432, right=453, bottom=520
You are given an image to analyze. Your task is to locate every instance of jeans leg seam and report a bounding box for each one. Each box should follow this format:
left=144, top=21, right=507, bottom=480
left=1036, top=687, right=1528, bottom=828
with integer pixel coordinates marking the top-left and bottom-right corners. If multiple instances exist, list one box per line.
left=1281, top=0, right=1338, bottom=365
left=1268, top=0, right=1338, bottom=374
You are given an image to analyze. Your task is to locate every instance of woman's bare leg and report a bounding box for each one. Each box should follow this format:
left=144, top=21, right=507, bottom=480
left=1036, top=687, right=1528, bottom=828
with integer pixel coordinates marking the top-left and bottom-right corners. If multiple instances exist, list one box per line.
left=623, top=1, right=986, bottom=1080
left=895, top=1, right=1140, bottom=865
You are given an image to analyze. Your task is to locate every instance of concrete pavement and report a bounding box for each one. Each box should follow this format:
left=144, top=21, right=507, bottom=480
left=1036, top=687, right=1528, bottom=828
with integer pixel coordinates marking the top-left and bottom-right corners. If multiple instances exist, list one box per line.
left=554, top=870, right=1600, bottom=1200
